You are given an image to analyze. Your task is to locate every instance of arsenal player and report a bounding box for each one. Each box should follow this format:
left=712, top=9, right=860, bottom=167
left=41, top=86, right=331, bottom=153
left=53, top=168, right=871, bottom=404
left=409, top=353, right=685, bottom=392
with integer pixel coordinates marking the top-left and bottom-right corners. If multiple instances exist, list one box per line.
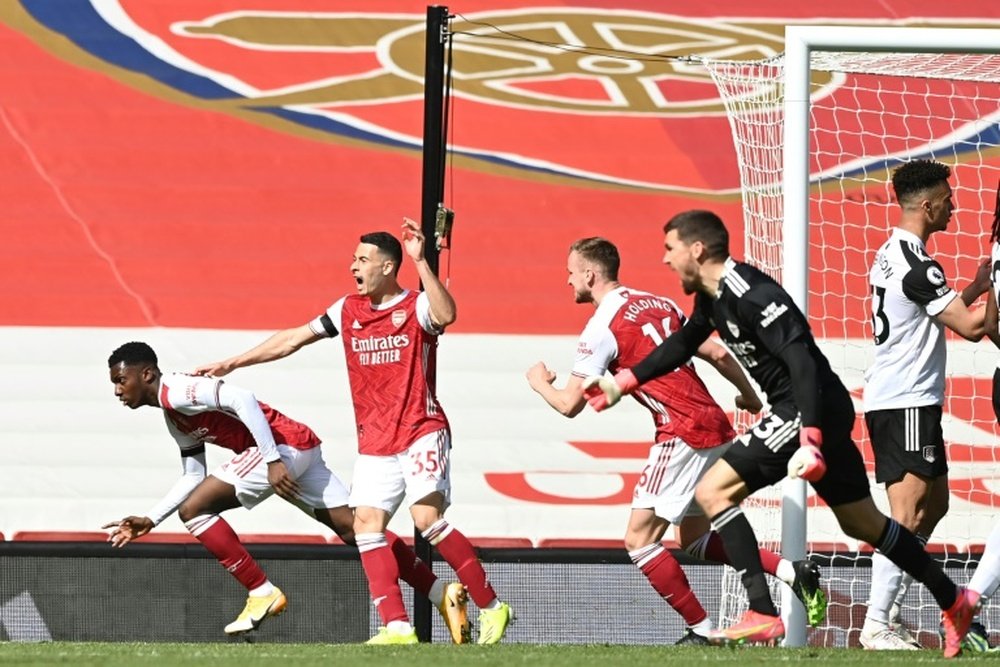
left=197, top=219, right=510, bottom=645
left=106, top=341, right=454, bottom=638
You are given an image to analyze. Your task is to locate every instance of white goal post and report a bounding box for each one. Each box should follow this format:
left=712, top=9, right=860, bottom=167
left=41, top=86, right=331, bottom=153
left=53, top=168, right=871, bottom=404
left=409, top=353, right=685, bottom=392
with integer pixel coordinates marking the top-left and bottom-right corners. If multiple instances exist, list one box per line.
left=702, top=26, right=1000, bottom=648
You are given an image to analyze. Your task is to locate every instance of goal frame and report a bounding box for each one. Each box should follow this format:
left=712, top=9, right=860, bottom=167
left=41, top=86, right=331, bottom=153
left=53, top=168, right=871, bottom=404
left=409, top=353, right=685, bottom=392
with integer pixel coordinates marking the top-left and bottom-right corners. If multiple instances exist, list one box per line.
left=779, top=25, right=1000, bottom=647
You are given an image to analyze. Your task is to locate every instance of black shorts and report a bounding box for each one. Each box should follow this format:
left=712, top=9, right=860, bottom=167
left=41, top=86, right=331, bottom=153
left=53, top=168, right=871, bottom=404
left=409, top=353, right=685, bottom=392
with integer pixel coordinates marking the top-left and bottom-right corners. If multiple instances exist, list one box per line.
left=722, top=382, right=870, bottom=508
left=865, top=405, right=946, bottom=484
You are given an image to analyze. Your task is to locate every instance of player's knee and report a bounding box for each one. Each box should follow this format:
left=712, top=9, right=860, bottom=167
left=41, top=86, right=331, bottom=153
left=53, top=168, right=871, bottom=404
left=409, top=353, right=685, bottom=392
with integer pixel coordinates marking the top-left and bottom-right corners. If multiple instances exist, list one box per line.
left=333, top=514, right=356, bottom=544
left=352, top=514, right=378, bottom=534
left=694, top=486, right=721, bottom=516
left=177, top=500, right=200, bottom=523
left=411, top=512, right=438, bottom=533
left=317, top=507, right=356, bottom=544
left=623, top=532, right=653, bottom=552
left=409, top=498, right=444, bottom=532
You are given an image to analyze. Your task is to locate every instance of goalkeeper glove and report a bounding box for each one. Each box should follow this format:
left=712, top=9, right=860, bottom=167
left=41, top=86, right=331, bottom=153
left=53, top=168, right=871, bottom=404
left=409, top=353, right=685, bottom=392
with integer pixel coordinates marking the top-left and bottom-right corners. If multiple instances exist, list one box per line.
left=787, top=426, right=826, bottom=482
left=582, top=369, right=639, bottom=412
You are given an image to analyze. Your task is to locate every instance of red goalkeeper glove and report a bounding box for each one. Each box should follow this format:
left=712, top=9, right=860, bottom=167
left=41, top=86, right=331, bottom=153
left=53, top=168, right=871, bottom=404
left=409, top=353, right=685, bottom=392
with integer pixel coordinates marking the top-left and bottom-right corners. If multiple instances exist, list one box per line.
left=582, top=369, right=639, bottom=412
left=787, top=426, right=826, bottom=482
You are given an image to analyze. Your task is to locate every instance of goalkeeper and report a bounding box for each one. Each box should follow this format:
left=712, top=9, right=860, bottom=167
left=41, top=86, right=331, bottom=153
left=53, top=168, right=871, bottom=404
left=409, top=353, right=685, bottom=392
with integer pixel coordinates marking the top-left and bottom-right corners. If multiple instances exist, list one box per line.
left=526, top=237, right=824, bottom=645
left=583, top=209, right=977, bottom=658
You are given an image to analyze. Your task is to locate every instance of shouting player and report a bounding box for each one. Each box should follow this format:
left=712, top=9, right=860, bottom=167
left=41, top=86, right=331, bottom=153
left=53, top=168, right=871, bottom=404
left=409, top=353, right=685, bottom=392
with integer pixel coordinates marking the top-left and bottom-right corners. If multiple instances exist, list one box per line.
left=196, top=219, right=512, bottom=645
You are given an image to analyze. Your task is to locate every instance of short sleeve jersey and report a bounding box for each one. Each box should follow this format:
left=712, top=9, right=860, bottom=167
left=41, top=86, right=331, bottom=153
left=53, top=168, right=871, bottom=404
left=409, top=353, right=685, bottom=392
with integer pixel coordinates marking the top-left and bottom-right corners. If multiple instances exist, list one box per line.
left=690, top=258, right=843, bottom=416
left=864, top=228, right=956, bottom=411
left=309, top=290, right=449, bottom=456
left=158, top=372, right=321, bottom=454
left=572, top=286, right=733, bottom=448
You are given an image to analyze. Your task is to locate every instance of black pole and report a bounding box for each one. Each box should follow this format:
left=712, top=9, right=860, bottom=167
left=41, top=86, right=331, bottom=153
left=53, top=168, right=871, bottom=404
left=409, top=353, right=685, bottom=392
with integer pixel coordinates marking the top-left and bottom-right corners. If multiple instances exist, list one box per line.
left=414, top=4, right=449, bottom=644
left=420, top=5, right=448, bottom=275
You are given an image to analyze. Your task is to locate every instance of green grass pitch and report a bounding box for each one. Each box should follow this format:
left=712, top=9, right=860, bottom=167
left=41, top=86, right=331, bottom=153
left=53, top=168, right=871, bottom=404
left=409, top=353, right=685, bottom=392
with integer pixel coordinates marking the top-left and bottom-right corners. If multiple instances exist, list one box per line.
left=0, top=643, right=993, bottom=666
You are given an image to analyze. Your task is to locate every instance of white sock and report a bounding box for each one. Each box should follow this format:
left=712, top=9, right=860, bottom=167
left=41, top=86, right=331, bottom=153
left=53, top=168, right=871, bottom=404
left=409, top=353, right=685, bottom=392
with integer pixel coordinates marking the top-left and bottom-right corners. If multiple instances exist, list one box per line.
left=775, top=559, right=795, bottom=585
left=890, top=573, right=914, bottom=622
left=249, top=581, right=274, bottom=597
left=970, top=521, right=1000, bottom=599
left=483, top=599, right=501, bottom=610
left=866, top=551, right=903, bottom=625
left=387, top=620, right=412, bottom=633
left=691, top=618, right=713, bottom=636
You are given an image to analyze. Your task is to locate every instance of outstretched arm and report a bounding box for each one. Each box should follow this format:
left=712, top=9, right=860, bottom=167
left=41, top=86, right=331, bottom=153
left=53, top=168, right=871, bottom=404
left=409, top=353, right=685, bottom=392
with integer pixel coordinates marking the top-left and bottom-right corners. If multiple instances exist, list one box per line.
left=632, top=317, right=712, bottom=384
left=526, top=362, right=587, bottom=417
left=695, top=340, right=762, bottom=414
left=584, top=318, right=711, bottom=412
left=403, top=217, right=456, bottom=328
left=102, top=449, right=207, bottom=547
left=195, top=324, right=321, bottom=377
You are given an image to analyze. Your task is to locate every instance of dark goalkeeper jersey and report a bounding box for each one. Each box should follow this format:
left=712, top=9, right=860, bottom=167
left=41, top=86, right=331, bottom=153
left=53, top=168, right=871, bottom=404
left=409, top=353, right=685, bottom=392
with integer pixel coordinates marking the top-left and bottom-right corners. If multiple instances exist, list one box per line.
left=634, top=258, right=846, bottom=423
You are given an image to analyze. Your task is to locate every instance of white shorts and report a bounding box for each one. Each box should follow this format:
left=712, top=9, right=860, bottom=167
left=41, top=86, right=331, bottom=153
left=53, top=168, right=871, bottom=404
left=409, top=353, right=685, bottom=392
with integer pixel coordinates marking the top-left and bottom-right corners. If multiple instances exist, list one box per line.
left=211, top=444, right=350, bottom=513
left=349, top=430, right=452, bottom=515
left=631, top=438, right=731, bottom=524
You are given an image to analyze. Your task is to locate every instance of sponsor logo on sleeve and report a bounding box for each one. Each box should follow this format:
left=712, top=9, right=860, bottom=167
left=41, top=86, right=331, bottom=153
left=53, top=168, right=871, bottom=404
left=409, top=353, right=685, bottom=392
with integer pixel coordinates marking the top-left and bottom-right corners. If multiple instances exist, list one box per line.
left=759, top=302, right=789, bottom=328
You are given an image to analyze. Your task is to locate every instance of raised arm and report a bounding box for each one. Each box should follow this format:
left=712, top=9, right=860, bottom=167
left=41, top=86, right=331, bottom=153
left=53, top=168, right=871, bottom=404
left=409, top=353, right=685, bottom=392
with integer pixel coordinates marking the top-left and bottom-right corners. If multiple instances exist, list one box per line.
left=960, top=258, right=991, bottom=306
left=195, top=324, right=321, bottom=377
left=402, top=217, right=456, bottom=328
left=695, top=339, right=762, bottom=414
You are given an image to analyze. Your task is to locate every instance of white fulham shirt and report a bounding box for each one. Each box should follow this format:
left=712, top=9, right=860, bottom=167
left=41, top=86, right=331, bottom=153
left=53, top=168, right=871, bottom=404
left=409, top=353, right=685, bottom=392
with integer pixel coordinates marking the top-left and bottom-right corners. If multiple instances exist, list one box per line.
left=864, top=228, right=957, bottom=411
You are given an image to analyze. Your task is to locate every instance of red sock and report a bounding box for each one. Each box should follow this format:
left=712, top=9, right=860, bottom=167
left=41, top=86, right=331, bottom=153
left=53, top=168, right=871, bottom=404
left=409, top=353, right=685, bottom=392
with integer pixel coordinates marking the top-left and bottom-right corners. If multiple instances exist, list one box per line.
left=699, top=531, right=779, bottom=576
left=187, top=515, right=266, bottom=591
left=424, top=521, right=496, bottom=608
left=357, top=532, right=408, bottom=625
left=633, top=544, right=707, bottom=626
left=386, top=530, right=436, bottom=597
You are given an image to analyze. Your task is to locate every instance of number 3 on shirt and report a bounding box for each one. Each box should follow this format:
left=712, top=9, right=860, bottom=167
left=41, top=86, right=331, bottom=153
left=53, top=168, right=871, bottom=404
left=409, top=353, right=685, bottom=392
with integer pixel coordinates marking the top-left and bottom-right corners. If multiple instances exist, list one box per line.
left=871, top=286, right=889, bottom=345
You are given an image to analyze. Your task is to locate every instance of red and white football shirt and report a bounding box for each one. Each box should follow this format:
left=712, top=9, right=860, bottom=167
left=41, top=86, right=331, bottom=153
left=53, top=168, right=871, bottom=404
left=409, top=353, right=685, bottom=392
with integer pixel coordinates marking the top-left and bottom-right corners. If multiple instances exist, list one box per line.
left=158, top=372, right=321, bottom=455
left=572, top=287, right=734, bottom=448
left=310, top=290, right=449, bottom=456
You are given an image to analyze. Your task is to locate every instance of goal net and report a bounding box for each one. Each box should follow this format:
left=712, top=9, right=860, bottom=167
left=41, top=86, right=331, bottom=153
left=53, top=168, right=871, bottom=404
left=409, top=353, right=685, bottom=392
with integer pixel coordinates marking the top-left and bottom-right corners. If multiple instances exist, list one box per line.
left=700, top=27, right=1000, bottom=648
